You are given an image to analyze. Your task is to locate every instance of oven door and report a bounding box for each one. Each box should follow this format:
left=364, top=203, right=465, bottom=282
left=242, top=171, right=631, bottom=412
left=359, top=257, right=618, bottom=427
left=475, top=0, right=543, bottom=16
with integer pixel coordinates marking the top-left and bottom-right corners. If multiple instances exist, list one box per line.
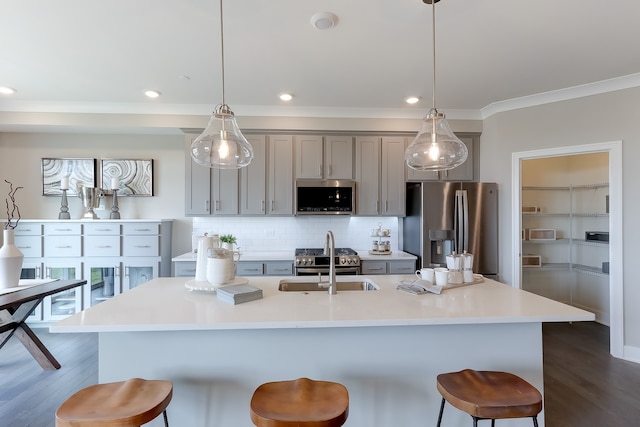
left=295, top=266, right=361, bottom=276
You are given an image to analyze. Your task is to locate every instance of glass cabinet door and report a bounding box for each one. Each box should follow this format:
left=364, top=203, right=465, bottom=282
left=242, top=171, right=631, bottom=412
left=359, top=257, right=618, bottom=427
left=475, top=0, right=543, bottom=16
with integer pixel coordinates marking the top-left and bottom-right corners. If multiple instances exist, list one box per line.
left=20, top=260, right=44, bottom=322
left=43, top=260, right=83, bottom=321
left=84, top=259, right=121, bottom=307
left=123, top=258, right=159, bottom=291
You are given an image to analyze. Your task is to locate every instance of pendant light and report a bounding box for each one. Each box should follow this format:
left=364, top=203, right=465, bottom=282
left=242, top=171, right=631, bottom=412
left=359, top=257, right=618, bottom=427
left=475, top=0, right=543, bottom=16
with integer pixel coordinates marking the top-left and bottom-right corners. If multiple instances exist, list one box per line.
left=405, top=0, right=468, bottom=171
left=191, top=0, right=253, bottom=169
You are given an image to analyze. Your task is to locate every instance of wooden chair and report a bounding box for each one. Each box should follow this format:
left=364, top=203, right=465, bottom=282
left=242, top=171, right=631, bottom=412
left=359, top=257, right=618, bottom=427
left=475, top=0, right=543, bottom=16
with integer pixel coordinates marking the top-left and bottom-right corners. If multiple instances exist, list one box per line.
left=55, top=378, right=173, bottom=427
left=250, top=377, right=349, bottom=427
left=436, top=369, right=542, bottom=427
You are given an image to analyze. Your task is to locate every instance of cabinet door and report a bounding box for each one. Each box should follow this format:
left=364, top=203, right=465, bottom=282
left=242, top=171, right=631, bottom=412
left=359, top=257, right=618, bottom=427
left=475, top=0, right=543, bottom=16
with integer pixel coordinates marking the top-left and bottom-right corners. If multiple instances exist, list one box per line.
left=123, top=258, right=159, bottom=291
left=388, top=260, right=416, bottom=274
left=212, top=168, right=239, bottom=215
left=381, top=137, right=406, bottom=216
left=174, top=261, right=197, bottom=277
left=43, top=260, right=83, bottom=321
left=325, top=136, right=354, bottom=180
left=265, top=262, right=293, bottom=276
left=84, top=258, right=121, bottom=307
left=185, top=134, right=212, bottom=215
left=236, top=262, right=264, bottom=276
left=355, top=136, right=381, bottom=215
left=240, top=135, right=267, bottom=214
left=268, top=135, right=294, bottom=215
left=295, top=135, right=323, bottom=179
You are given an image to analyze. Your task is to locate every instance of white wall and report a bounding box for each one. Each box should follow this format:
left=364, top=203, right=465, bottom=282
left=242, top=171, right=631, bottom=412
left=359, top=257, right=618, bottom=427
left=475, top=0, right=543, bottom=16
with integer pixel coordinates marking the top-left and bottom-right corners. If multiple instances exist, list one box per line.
left=0, top=132, right=193, bottom=257
left=481, top=86, right=640, bottom=350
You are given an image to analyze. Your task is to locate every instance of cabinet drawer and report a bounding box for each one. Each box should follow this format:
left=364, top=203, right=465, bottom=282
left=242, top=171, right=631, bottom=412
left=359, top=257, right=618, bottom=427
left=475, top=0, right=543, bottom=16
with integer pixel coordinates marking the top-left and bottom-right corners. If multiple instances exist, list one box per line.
left=84, top=235, right=121, bottom=257
left=14, top=235, right=43, bottom=258
left=388, top=261, right=416, bottom=274
left=265, top=262, right=293, bottom=276
left=44, top=235, right=82, bottom=257
left=14, top=223, right=43, bottom=236
left=237, top=262, right=264, bottom=276
left=174, top=262, right=197, bottom=277
left=44, top=223, right=82, bottom=235
left=123, top=235, right=159, bottom=257
left=361, top=261, right=387, bottom=275
left=84, top=223, right=121, bottom=235
left=122, top=223, right=159, bottom=235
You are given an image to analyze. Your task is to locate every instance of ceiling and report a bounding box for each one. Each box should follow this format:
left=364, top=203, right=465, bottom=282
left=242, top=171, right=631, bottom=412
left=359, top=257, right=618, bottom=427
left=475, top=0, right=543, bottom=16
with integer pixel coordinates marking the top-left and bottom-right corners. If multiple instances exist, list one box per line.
left=2, top=0, right=640, bottom=129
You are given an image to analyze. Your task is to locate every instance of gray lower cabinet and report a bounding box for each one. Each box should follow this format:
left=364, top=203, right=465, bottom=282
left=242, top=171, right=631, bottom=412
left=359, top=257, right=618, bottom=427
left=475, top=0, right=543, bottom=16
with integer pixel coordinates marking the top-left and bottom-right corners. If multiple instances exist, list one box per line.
left=175, top=261, right=293, bottom=277
left=361, top=260, right=416, bottom=275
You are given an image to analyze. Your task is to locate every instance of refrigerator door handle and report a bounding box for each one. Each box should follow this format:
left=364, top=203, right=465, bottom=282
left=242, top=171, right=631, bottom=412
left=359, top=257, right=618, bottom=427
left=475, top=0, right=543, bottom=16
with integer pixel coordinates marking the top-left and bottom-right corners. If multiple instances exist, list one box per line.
left=455, top=189, right=469, bottom=253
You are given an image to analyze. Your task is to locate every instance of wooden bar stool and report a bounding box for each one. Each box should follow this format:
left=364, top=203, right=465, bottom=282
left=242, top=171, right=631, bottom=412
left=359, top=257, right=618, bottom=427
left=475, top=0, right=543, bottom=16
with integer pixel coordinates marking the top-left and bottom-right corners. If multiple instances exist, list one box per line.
left=436, top=369, right=542, bottom=427
left=55, top=378, right=173, bottom=427
left=250, top=377, right=349, bottom=427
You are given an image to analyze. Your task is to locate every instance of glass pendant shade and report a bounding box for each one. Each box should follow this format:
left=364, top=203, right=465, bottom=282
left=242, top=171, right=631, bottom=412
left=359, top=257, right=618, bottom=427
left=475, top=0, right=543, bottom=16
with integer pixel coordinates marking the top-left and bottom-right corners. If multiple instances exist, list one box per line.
left=190, top=104, right=253, bottom=169
left=405, top=109, right=468, bottom=171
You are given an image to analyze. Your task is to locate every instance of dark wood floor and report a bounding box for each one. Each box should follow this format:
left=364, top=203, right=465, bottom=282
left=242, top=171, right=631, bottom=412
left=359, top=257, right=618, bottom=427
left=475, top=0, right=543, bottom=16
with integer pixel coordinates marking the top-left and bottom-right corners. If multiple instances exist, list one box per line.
left=0, top=322, right=638, bottom=426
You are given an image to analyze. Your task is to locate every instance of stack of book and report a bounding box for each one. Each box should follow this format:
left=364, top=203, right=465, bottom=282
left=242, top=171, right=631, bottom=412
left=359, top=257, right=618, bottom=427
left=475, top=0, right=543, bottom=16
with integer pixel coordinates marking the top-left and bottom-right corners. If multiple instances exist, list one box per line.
left=216, top=283, right=263, bottom=305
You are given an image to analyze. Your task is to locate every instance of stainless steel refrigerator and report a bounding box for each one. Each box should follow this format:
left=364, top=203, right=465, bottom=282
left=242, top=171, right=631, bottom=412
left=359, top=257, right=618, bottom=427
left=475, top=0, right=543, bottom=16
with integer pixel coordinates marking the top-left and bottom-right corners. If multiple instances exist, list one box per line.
left=402, top=182, right=498, bottom=278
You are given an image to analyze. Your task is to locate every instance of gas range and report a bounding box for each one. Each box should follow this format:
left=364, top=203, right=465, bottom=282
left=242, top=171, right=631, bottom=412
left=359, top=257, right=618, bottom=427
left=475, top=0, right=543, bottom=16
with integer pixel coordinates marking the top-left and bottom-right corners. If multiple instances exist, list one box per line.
left=294, top=247, right=361, bottom=275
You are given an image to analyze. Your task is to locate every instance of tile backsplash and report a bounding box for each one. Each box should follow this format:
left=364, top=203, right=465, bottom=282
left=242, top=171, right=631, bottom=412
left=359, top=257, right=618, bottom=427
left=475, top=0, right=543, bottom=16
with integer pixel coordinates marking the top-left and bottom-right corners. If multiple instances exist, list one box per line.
left=192, top=216, right=399, bottom=253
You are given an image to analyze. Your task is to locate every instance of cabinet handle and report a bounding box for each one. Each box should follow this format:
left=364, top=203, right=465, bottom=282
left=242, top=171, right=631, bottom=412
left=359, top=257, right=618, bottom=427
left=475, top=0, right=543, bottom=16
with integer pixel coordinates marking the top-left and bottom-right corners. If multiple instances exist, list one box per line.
left=134, top=245, right=151, bottom=248
left=319, top=164, right=323, bottom=176
left=369, top=267, right=385, bottom=271
left=54, top=228, right=73, bottom=232
left=245, top=268, right=261, bottom=272
left=271, top=200, right=275, bottom=212
left=273, top=268, right=289, bottom=272
left=215, top=200, right=220, bottom=211
left=376, top=201, right=380, bottom=214
left=17, top=245, right=31, bottom=249
left=95, top=245, right=112, bottom=249
left=385, top=200, right=389, bottom=212
left=115, top=266, right=121, bottom=278
left=328, top=165, right=332, bottom=177
left=206, top=200, right=210, bottom=212
left=124, top=266, right=129, bottom=277
left=261, top=200, right=265, bottom=212
left=133, top=228, right=152, bottom=232
left=55, top=245, right=73, bottom=249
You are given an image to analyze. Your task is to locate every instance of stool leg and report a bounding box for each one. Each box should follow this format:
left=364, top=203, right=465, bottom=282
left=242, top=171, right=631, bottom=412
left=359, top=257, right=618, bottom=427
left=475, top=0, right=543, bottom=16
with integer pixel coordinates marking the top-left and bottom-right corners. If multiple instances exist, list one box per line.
left=436, top=398, right=446, bottom=427
left=163, top=410, right=169, bottom=427
left=532, top=415, right=539, bottom=427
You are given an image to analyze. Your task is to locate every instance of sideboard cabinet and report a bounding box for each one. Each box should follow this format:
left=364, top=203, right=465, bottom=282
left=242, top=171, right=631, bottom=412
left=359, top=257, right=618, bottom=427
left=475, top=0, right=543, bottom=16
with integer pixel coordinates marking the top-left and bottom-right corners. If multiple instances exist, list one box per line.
left=12, top=219, right=172, bottom=323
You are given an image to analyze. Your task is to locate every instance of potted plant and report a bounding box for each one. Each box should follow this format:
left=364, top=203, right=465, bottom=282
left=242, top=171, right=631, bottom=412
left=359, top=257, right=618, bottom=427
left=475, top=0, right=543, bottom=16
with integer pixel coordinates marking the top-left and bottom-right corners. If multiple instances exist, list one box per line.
left=1, top=180, right=24, bottom=289
left=219, top=234, right=237, bottom=251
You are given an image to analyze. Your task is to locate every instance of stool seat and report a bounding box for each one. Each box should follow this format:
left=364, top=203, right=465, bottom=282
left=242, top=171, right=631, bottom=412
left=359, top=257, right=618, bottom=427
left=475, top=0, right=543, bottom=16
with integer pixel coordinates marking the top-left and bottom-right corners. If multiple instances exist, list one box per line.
left=55, top=378, right=173, bottom=427
left=436, top=369, right=542, bottom=426
left=250, top=377, right=349, bottom=427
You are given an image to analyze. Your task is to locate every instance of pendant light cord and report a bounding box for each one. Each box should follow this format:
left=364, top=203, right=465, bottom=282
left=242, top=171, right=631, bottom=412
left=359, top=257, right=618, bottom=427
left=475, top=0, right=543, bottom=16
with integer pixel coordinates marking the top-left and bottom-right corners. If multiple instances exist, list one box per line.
left=431, top=0, right=436, bottom=111
left=219, top=0, right=226, bottom=106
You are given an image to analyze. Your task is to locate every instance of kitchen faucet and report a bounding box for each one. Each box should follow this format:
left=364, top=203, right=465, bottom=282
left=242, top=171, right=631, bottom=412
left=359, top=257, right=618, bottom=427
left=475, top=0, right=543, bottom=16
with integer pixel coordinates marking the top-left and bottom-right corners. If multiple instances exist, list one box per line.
left=323, top=230, right=337, bottom=295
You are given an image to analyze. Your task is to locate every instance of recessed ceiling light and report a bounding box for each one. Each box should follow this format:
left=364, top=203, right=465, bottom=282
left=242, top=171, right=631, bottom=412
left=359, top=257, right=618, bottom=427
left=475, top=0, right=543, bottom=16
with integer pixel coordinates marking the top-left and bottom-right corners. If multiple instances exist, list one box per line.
left=279, top=93, right=293, bottom=101
left=405, top=96, right=420, bottom=104
left=144, top=90, right=161, bottom=98
left=0, top=86, right=16, bottom=95
left=310, top=12, right=338, bottom=30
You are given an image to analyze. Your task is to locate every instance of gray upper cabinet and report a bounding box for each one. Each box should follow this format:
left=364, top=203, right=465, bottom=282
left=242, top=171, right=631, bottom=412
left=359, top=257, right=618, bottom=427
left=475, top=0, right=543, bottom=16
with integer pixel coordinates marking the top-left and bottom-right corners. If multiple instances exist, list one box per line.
left=295, top=135, right=354, bottom=180
left=240, top=134, right=294, bottom=215
left=355, top=136, right=406, bottom=216
left=406, top=133, right=479, bottom=182
left=185, top=134, right=211, bottom=215
left=184, top=134, right=239, bottom=216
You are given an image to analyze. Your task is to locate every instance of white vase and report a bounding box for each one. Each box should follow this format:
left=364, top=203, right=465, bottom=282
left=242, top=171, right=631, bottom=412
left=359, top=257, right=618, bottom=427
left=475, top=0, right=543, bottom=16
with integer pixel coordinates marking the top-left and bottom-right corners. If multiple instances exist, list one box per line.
left=0, top=229, right=24, bottom=289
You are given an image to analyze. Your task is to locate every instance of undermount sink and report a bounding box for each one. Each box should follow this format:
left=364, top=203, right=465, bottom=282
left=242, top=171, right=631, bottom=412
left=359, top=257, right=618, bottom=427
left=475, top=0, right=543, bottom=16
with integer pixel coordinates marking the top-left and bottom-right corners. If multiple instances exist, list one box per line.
left=278, top=279, right=379, bottom=292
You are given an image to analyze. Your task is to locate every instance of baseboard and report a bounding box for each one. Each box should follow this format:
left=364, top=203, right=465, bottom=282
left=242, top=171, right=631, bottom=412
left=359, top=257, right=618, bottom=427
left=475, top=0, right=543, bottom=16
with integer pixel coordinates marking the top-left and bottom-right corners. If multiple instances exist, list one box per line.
left=623, top=344, right=640, bottom=364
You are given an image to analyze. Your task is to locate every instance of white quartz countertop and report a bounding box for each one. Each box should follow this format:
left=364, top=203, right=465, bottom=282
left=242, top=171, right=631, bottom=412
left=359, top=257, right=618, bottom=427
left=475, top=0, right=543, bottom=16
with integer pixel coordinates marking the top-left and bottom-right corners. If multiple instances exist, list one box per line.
left=172, top=250, right=417, bottom=262
left=51, top=276, right=594, bottom=333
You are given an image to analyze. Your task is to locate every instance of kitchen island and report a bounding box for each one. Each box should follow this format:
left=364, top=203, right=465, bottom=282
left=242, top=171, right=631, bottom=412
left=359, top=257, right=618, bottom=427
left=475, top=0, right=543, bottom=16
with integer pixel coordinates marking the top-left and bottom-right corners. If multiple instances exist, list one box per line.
left=51, top=276, right=593, bottom=427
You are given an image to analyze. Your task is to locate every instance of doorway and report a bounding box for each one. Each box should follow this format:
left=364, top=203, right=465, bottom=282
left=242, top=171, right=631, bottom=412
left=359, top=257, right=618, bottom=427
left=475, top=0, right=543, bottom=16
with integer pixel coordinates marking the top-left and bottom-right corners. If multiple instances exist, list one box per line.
left=511, top=141, right=623, bottom=358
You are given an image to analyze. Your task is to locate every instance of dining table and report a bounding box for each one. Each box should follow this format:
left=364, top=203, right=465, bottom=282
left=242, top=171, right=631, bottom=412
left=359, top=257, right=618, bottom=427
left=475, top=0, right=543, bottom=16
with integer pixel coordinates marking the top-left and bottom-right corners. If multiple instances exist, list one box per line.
left=0, top=279, right=86, bottom=370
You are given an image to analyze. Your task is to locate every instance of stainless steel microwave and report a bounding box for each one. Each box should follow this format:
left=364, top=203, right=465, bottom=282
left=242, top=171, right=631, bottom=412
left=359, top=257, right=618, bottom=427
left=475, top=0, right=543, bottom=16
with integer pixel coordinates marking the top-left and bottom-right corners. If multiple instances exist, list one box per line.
left=295, top=180, right=356, bottom=215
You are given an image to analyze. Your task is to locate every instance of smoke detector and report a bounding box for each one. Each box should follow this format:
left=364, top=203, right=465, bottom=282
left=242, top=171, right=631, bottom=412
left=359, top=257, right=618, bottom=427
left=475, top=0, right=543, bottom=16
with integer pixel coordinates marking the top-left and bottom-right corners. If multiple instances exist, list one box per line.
left=310, top=12, right=338, bottom=30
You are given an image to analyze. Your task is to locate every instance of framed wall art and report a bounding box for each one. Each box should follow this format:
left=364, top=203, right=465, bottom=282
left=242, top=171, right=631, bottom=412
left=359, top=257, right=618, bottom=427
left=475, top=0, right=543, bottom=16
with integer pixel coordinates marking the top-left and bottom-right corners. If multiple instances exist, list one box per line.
left=101, top=159, right=154, bottom=196
left=41, top=158, right=96, bottom=196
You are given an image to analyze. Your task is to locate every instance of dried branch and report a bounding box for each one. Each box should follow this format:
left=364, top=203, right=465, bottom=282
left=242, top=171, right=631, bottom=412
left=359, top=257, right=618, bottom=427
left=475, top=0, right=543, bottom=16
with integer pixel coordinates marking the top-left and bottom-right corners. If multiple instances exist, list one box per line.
left=4, top=179, right=23, bottom=230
